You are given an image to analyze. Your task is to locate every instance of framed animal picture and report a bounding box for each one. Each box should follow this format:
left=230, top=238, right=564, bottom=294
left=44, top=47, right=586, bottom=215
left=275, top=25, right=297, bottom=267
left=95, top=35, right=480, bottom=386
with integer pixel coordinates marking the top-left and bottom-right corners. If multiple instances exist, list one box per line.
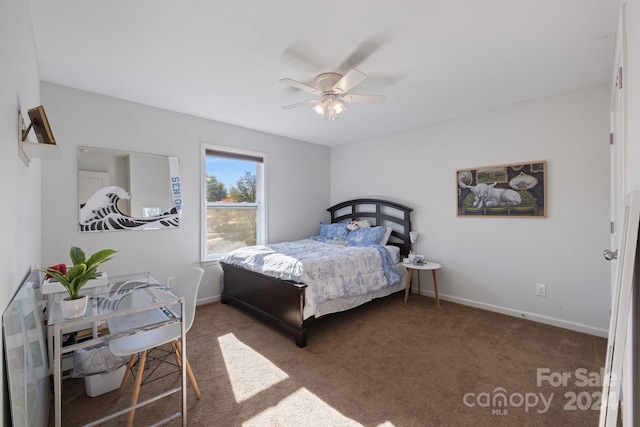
left=456, top=161, right=546, bottom=217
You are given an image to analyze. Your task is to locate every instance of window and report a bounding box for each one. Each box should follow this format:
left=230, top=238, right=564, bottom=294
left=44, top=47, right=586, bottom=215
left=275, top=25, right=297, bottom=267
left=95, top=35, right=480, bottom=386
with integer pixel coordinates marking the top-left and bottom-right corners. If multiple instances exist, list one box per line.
left=202, top=145, right=266, bottom=260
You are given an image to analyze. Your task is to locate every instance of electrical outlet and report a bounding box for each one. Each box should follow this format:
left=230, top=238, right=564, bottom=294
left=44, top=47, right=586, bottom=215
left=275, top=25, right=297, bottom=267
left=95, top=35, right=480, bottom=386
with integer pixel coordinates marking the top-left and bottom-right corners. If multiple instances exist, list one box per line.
left=535, top=283, right=546, bottom=297
left=167, top=277, right=175, bottom=288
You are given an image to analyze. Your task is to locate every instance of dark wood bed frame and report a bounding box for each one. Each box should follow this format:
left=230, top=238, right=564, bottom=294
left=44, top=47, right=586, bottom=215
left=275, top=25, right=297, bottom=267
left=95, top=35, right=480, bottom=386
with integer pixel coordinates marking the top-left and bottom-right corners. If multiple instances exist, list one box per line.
left=220, top=198, right=413, bottom=347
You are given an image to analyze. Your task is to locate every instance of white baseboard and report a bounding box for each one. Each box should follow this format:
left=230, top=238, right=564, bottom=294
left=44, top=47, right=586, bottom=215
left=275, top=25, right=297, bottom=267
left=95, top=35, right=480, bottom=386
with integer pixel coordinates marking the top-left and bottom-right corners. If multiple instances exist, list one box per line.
left=196, top=295, right=220, bottom=306
left=415, top=288, right=608, bottom=338
left=204, top=287, right=608, bottom=338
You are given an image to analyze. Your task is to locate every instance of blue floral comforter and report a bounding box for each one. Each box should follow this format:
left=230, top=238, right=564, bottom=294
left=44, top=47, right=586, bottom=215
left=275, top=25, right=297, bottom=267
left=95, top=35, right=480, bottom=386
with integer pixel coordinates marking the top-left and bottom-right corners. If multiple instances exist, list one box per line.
left=221, top=239, right=400, bottom=319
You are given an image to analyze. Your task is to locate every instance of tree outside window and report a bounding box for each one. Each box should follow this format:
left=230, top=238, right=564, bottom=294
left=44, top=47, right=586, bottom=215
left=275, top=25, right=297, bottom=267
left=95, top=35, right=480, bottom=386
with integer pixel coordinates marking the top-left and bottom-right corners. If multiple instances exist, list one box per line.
left=203, top=148, right=264, bottom=259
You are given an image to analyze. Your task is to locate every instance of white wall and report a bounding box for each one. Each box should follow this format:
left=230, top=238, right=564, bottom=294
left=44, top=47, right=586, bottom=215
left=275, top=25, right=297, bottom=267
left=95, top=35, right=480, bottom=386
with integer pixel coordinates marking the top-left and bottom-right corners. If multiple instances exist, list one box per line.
left=0, top=0, right=43, bottom=423
left=332, top=84, right=611, bottom=335
left=40, top=83, right=330, bottom=303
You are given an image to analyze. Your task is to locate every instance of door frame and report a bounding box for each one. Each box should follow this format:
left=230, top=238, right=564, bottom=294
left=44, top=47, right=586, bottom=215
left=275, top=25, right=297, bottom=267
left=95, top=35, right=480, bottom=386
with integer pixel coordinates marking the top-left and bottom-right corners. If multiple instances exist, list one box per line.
left=601, top=4, right=630, bottom=426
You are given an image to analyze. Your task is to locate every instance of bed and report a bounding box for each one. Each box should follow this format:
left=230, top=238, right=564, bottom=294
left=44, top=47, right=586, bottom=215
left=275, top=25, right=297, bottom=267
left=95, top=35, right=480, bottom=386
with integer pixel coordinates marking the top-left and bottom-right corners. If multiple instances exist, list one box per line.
left=220, top=198, right=413, bottom=347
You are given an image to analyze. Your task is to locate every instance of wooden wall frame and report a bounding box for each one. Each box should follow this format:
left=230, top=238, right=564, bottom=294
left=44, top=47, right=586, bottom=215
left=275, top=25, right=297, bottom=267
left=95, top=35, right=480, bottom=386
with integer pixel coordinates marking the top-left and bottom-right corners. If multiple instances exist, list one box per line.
left=22, top=105, right=56, bottom=144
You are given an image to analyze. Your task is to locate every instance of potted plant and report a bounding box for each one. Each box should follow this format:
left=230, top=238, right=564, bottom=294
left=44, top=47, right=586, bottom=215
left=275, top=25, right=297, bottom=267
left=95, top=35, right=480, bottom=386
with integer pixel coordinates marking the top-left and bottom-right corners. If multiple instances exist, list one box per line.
left=43, top=246, right=117, bottom=318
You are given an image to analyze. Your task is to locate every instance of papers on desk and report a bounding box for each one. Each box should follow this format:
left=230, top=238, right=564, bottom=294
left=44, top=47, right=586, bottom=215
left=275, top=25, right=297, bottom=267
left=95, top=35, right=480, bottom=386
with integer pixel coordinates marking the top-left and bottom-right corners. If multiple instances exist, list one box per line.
left=107, top=307, right=176, bottom=335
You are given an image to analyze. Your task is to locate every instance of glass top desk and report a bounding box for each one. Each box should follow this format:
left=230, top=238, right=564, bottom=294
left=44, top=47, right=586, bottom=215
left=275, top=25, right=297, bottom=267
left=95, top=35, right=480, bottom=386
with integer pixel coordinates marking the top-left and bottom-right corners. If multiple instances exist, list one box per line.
left=50, top=273, right=187, bottom=427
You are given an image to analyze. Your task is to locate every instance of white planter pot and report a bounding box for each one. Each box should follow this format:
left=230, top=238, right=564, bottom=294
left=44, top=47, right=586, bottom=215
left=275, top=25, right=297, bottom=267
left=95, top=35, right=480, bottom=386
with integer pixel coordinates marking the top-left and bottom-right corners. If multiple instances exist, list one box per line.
left=60, top=295, right=88, bottom=319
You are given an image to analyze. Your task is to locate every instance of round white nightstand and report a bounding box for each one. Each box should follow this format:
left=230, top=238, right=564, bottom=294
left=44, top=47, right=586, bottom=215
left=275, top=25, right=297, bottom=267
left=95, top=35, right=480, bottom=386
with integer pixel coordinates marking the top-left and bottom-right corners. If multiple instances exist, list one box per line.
left=402, top=261, right=442, bottom=305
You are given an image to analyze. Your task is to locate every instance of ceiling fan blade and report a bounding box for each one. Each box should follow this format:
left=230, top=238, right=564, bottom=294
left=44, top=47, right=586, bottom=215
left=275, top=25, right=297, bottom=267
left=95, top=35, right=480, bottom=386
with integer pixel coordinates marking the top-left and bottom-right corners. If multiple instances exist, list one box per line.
left=338, top=38, right=385, bottom=71
left=282, top=99, right=318, bottom=109
left=342, top=94, right=385, bottom=104
left=281, top=44, right=325, bottom=71
left=279, top=78, right=320, bottom=95
left=333, top=69, right=367, bottom=94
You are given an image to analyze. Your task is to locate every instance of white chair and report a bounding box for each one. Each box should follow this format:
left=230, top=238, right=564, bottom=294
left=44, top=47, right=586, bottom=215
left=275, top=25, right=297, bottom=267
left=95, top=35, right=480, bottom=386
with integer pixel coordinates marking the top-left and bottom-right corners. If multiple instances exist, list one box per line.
left=108, top=267, right=204, bottom=427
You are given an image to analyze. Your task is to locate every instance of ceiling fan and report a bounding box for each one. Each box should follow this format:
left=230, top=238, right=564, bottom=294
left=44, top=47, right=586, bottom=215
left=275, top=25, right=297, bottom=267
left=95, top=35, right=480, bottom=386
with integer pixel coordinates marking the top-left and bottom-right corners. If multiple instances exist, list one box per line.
left=280, top=69, right=385, bottom=120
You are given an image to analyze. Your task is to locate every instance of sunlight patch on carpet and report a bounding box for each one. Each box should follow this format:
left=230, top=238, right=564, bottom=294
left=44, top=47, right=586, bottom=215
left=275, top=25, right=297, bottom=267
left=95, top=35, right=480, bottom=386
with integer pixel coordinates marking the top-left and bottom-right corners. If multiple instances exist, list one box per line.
left=242, top=387, right=364, bottom=427
left=218, top=333, right=289, bottom=402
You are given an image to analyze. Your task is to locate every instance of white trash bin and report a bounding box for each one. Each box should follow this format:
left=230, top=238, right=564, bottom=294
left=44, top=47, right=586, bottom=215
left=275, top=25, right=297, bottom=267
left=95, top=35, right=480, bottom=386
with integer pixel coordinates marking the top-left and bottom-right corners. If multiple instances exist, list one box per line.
left=72, top=344, right=129, bottom=397
left=84, top=365, right=126, bottom=397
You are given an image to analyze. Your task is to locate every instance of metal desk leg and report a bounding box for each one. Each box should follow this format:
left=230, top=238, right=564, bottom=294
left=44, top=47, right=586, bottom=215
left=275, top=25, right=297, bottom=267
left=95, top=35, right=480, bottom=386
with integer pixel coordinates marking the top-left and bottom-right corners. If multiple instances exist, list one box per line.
left=47, top=325, right=54, bottom=375
left=54, top=324, right=62, bottom=427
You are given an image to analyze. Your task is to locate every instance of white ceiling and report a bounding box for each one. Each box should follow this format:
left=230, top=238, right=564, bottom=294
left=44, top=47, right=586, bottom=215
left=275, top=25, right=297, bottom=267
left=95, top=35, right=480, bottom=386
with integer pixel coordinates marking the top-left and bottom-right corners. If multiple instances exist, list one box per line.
left=27, top=0, right=619, bottom=147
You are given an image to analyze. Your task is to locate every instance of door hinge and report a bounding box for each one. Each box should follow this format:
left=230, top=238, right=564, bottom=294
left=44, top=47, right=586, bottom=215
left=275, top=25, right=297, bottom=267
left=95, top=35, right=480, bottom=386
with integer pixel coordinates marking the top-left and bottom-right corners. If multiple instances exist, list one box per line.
left=617, top=66, right=623, bottom=89
left=611, top=221, right=615, bottom=234
left=610, top=133, right=614, bottom=145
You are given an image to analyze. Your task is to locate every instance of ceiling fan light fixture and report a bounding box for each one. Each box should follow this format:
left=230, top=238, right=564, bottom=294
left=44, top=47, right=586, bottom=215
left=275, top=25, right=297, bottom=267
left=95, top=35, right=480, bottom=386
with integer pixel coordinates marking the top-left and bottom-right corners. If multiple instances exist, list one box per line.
left=312, top=100, right=326, bottom=117
left=281, top=69, right=380, bottom=122
left=330, top=98, right=346, bottom=119
left=314, top=94, right=346, bottom=121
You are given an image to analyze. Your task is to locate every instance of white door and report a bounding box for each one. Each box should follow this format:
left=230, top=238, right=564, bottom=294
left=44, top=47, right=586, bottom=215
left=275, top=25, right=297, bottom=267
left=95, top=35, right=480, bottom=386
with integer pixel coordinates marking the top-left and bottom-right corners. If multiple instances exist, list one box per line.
left=608, top=10, right=626, bottom=295
left=78, top=170, right=110, bottom=206
left=602, top=5, right=630, bottom=427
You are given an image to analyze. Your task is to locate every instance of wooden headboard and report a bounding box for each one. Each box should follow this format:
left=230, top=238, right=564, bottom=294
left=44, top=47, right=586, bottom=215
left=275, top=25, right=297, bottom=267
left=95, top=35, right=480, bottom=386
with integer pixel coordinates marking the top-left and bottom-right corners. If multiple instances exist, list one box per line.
left=327, top=198, right=414, bottom=256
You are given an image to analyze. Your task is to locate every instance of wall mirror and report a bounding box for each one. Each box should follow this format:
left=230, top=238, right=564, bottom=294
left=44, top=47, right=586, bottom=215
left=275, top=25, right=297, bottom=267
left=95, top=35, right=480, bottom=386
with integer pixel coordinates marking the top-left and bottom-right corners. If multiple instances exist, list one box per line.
left=78, top=147, right=182, bottom=232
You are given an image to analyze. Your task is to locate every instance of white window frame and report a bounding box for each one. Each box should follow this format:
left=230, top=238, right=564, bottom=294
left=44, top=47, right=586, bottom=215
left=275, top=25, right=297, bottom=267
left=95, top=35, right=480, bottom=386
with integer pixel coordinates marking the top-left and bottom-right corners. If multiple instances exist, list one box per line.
left=201, top=143, right=267, bottom=262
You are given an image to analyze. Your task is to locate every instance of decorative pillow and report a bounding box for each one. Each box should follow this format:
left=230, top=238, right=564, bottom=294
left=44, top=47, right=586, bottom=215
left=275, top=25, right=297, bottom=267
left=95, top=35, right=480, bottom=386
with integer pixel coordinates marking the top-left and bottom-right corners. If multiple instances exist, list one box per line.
left=347, top=220, right=371, bottom=231
left=346, top=226, right=387, bottom=246
left=379, top=226, right=393, bottom=245
left=319, top=222, right=349, bottom=240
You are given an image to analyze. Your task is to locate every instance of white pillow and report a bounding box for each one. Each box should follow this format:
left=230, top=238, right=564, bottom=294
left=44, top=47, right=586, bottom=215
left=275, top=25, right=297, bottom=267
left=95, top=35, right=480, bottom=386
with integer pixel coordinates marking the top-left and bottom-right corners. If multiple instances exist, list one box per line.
left=379, top=226, right=393, bottom=245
